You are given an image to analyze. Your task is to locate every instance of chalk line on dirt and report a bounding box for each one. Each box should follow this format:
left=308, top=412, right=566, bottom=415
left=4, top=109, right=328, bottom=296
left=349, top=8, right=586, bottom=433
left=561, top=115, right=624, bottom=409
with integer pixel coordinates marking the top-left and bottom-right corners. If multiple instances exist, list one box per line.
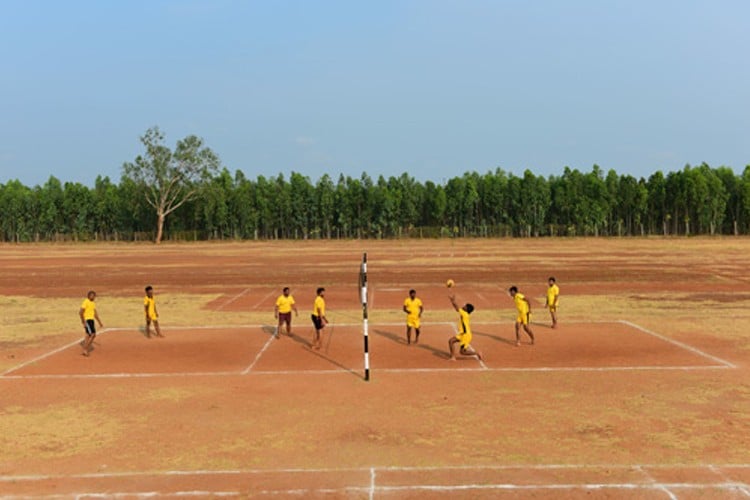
left=215, top=287, right=251, bottom=311
left=241, top=334, right=275, bottom=374
left=619, top=320, right=736, bottom=368
left=2, top=464, right=748, bottom=499
left=1, top=328, right=115, bottom=376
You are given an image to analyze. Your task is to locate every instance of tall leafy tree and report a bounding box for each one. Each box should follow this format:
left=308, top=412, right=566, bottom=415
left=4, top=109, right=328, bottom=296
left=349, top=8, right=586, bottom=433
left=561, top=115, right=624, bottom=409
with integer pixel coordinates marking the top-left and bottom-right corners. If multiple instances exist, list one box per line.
left=122, top=127, right=220, bottom=243
left=646, top=171, right=668, bottom=234
left=315, top=174, right=335, bottom=239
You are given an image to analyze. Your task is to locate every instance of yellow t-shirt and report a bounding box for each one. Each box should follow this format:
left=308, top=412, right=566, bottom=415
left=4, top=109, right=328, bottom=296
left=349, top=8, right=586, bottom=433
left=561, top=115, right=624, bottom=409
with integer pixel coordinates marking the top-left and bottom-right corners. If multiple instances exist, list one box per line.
left=81, top=298, right=96, bottom=320
left=456, top=308, right=472, bottom=346
left=312, top=296, right=326, bottom=317
left=403, top=297, right=423, bottom=320
left=547, top=284, right=560, bottom=306
left=276, top=294, right=295, bottom=314
left=144, top=295, right=157, bottom=319
left=514, top=293, right=529, bottom=314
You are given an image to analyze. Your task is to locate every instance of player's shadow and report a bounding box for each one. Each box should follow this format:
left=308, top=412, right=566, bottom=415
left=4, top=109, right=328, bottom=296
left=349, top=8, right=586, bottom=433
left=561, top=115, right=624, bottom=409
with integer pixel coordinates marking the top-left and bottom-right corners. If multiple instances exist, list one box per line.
left=473, top=329, right=517, bottom=346
left=530, top=321, right=554, bottom=329
left=268, top=325, right=362, bottom=380
left=373, top=329, right=449, bottom=360
left=261, top=325, right=277, bottom=336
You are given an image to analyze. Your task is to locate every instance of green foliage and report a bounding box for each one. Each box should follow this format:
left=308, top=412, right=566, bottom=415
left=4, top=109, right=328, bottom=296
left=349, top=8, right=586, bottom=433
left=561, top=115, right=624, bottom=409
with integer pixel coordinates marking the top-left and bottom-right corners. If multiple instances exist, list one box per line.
left=3, top=159, right=750, bottom=241
left=121, top=127, right=220, bottom=243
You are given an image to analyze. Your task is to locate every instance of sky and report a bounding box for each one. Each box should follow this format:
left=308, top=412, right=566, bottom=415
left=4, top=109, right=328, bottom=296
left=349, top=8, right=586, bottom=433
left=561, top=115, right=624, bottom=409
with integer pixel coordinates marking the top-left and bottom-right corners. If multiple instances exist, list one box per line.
left=1, top=0, right=749, bottom=187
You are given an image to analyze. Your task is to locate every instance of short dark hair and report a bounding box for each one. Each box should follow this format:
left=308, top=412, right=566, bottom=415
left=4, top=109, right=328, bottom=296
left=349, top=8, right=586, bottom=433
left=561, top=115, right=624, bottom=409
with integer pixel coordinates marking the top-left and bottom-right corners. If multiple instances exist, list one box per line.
left=87, top=290, right=96, bottom=298
left=145, top=285, right=153, bottom=293
left=283, top=287, right=290, bottom=293
left=409, top=289, right=416, bottom=295
left=316, top=287, right=325, bottom=295
left=548, top=277, right=556, bottom=282
left=465, top=303, right=474, bottom=314
left=509, top=286, right=518, bottom=293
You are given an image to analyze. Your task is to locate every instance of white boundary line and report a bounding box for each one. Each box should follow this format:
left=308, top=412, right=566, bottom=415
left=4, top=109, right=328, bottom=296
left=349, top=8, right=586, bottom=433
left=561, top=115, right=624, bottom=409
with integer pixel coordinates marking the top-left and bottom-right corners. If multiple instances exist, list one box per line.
left=660, top=485, right=679, bottom=499
left=368, top=467, right=376, bottom=500
left=3, top=484, right=749, bottom=499
left=241, top=334, right=275, bottom=374
left=4, top=463, right=750, bottom=482
left=2, top=471, right=748, bottom=498
left=619, top=320, right=736, bottom=368
left=249, top=289, right=276, bottom=311
left=1, top=320, right=736, bottom=380
left=214, top=287, right=251, bottom=312
left=2, top=363, right=733, bottom=381
left=1, top=328, right=115, bottom=376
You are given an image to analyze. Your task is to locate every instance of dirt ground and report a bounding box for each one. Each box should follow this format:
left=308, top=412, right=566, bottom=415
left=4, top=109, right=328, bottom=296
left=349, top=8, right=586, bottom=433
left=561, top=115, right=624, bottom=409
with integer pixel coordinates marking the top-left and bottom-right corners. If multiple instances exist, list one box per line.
left=1, top=238, right=749, bottom=498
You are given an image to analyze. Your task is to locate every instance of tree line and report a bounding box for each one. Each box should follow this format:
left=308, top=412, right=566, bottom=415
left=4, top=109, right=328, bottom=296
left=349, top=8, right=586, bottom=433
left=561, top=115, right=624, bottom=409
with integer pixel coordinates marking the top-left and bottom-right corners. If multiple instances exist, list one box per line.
left=2, top=163, right=750, bottom=242
left=1, top=128, right=750, bottom=242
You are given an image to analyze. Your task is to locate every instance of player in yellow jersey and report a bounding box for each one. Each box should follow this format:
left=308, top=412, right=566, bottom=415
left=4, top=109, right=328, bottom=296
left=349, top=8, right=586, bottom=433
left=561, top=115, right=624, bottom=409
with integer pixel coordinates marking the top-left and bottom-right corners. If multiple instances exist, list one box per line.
left=310, top=287, right=328, bottom=349
left=79, top=290, right=104, bottom=356
left=509, top=286, right=535, bottom=346
left=274, top=287, right=299, bottom=338
left=402, top=289, right=423, bottom=345
left=447, top=294, right=482, bottom=361
left=144, top=285, right=163, bottom=338
left=545, top=277, right=560, bottom=328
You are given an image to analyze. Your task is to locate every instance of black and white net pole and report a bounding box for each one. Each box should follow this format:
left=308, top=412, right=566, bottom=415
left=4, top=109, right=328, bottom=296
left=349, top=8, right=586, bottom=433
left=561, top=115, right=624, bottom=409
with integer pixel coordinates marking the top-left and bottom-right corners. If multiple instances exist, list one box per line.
left=361, top=252, right=370, bottom=381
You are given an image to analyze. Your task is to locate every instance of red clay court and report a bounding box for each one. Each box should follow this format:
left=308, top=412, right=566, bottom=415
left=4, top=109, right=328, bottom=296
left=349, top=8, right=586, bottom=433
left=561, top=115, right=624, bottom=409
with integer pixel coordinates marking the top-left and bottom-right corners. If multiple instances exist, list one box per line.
left=1, top=239, right=749, bottom=498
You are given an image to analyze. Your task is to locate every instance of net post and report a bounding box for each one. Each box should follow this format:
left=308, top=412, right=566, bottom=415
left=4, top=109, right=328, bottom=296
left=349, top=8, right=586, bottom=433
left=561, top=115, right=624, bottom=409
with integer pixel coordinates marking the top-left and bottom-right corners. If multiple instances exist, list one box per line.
left=361, top=252, right=369, bottom=381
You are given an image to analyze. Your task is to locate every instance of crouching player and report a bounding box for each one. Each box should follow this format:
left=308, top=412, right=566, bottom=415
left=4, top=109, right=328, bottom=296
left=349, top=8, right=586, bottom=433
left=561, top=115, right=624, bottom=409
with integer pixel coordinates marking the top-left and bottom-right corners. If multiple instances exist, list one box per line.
left=447, top=294, right=483, bottom=361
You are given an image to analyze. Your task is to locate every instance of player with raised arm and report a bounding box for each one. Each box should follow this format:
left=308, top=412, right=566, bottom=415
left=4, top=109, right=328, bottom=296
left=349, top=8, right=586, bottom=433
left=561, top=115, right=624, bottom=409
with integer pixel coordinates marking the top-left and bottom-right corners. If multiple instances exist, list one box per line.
left=447, top=294, right=482, bottom=361
left=403, top=289, right=423, bottom=345
left=509, top=285, right=535, bottom=346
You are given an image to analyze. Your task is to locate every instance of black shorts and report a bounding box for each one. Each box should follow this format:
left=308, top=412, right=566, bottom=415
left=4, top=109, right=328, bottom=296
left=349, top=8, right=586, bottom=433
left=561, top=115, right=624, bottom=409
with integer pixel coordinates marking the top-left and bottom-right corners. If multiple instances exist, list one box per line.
left=85, top=319, right=96, bottom=335
left=311, top=314, right=324, bottom=330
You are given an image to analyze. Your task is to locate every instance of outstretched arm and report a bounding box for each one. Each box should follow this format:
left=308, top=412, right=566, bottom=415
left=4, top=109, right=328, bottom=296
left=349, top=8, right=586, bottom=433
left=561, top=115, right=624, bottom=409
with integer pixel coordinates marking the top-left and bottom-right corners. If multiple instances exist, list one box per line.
left=449, top=295, right=459, bottom=311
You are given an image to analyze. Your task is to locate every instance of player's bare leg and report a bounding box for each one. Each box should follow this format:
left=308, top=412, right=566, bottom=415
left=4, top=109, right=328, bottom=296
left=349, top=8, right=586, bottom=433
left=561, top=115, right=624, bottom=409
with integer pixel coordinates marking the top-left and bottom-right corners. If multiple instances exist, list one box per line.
left=145, top=318, right=152, bottom=338
left=82, top=334, right=95, bottom=356
left=153, top=320, right=164, bottom=338
left=448, top=337, right=458, bottom=360
left=414, top=327, right=420, bottom=344
left=406, top=326, right=412, bottom=345
left=550, top=310, right=558, bottom=329
left=515, top=322, right=522, bottom=346
left=524, top=324, right=535, bottom=345
left=313, top=329, right=321, bottom=349
left=460, top=346, right=483, bottom=361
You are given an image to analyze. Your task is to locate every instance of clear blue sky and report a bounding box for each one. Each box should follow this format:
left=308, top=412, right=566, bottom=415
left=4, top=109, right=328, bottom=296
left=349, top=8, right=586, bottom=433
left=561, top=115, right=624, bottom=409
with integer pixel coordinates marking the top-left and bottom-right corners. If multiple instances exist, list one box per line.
left=1, top=0, right=749, bottom=187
